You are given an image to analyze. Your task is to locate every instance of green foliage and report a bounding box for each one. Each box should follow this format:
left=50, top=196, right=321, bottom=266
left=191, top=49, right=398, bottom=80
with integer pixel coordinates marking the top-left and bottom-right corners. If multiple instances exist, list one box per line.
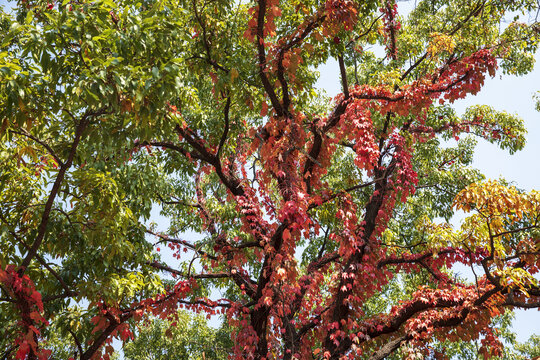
left=507, top=334, right=540, bottom=359
left=123, top=311, right=233, bottom=360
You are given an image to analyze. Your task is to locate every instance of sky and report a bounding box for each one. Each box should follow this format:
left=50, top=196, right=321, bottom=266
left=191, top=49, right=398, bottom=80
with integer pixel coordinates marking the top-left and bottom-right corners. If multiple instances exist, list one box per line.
left=1, top=0, right=539, bottom=351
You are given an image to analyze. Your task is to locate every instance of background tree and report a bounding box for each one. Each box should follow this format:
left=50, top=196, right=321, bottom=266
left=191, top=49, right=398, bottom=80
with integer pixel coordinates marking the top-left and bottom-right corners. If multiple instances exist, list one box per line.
left=123, top=310, right=232, bottom=360
left=0, top=0, right=539, bottom=359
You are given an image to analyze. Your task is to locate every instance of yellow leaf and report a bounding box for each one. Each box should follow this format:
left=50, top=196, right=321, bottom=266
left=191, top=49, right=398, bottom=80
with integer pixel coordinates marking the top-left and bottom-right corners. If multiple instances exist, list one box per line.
left=230, top=68, right=239, bottom=82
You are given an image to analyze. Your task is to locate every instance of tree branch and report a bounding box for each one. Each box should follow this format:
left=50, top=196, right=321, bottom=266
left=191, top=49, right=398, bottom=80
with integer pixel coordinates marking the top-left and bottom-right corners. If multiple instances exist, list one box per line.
left=217, top=96, right=231, bottom=157
left=368, top=334, right=409, bottom=360
left=9, top=129, right=64, bottom=167
left=338, top=55, right=349, bottom=99
left=256, top=0, right=284, bottom=116
left=20, top=108, right=108, bottom=273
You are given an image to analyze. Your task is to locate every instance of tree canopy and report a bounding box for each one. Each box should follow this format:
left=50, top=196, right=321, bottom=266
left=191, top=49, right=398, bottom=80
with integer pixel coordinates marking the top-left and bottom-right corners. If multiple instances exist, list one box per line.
left=0, top=0, right=539, bottom=359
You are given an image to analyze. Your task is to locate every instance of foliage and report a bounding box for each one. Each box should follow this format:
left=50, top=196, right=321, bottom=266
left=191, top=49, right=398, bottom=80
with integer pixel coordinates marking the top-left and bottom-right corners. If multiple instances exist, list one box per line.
left=123, top=311, right=232, bottom=360
left=0, top=0, right=539, bottom=359
left=506, top=334, right=540, bottom=359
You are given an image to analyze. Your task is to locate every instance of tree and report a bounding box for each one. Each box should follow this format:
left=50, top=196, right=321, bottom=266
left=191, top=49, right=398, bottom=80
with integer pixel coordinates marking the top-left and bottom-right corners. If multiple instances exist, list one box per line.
left=0, top=0, right=539, bottom=358
left=122, top=310, right=232, bottom=360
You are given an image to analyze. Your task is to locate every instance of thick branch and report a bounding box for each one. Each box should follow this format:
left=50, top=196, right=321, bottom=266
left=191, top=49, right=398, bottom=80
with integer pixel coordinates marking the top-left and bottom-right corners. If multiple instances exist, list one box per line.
left=81, top=316, right=120, bottom=360
left=368, top=334, right=410, bottom=360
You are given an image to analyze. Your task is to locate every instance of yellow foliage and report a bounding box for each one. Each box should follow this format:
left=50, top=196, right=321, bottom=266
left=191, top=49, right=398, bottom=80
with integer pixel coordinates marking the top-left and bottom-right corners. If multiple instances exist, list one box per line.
left=496, top=267, right=538, bottom=294
left=453, top=180, right=540, bottom=251
left=451, top=180, right=540, bottom=291
left=427, top=32, right=456, bottom=57
left=418, top=215, right=460, bottom=250
left=453, top=180, right=539, bottom=220
left=420, top=181, right=539, bottom=294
